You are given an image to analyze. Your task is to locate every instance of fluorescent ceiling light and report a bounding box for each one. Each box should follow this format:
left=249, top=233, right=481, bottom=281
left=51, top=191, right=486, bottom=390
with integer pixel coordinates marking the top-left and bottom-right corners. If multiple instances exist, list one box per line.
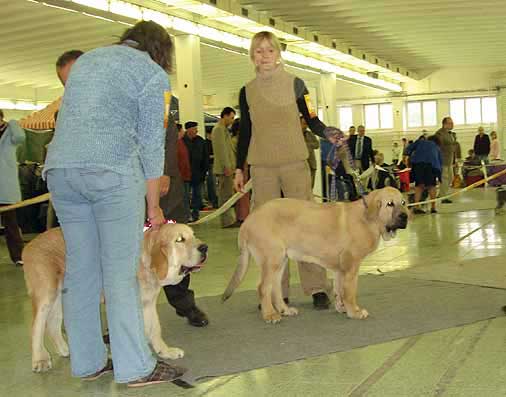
left=42, top=2, right=78, bottom=12
left=173, top=17, right=198, bottom=35
left=198, top=25, right=223, bottom=42
left=142, top=9, right=173, bottom=28
left=29, top=0, right=404, bottom=91
left=282, top=51, right=402, bottom=92
left=0, top=99, right=53, bottom=111
left=109, top=0, right=142, bottom=20
left=72, top=0, right=108, bottom=11
left=82, top=12, right=115, bottom=22
left=181, top=3, right=229, bottom=18
left=0, top=100, right=15, bottom=110
left=213, top=15, right=255, bottom=28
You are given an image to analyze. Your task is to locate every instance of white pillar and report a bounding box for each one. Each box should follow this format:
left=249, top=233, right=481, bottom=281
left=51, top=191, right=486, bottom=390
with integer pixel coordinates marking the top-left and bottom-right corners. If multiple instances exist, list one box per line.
left=313, top=74, right=338, bottom=200
left=319, top=73, right=337, bottom=126
left=497, top=89, right=506, bottom=158
left=437, top=98, right=450, bottom=128
left=391, top=97, right=404, bottom=140
left=175, top=34, right=205, bottom=136
left=352, top=104, right=364, bottom=128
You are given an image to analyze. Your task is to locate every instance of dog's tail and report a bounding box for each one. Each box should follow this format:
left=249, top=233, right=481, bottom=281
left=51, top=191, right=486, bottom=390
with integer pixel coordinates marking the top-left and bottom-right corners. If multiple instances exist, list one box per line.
left=222, top=240, right=250, bottom=302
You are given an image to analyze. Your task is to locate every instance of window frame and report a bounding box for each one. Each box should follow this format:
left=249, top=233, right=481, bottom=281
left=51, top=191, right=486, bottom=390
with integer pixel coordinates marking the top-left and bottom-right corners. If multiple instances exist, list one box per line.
left=449, top=96, right=497, bottom=125
left=363, top=102, right=393, bottom=130
left=338, top=105, right=353, bottom=132
left=406, top=100, right=438, bottom=128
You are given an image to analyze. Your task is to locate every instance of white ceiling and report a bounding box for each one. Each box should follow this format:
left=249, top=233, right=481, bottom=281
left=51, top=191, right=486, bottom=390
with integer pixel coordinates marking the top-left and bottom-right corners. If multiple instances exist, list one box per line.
left=2, top=0, right=506, bottom=103
left=240, top=0, right=506, bottom=71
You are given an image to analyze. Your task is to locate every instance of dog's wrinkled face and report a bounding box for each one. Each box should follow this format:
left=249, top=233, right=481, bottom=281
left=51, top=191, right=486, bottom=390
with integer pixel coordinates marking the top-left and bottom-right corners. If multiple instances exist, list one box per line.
left=367, top=187, right=409, bottom=241
left=149, top=224, right=208, bottom=286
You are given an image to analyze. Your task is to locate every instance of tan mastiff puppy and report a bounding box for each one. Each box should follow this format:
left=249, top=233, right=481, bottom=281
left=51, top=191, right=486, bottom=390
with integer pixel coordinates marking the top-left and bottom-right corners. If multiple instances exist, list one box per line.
left=223, top=187, right=408, bottom=323
left=23, top=223, right=207, bottom=372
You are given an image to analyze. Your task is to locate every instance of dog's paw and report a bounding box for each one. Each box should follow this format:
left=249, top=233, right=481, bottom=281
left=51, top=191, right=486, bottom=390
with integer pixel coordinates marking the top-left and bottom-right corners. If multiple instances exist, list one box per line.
left=281, top=306, right=298, bottom=316
left=263, top=312, right=282, bottom=324
left=158, top=346, right=185, bottom=360
left=347, top=308, right=369, bottom=319
left=55, top=342, right=69, bottom=357
left=32, top=357, right=52, bottom=373
left=335, top=300, right=346, bottom=313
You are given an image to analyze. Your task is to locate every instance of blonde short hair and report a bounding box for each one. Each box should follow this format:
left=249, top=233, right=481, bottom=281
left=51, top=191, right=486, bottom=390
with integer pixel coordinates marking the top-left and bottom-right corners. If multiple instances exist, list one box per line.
left=249, top=31, right=283, bottom=62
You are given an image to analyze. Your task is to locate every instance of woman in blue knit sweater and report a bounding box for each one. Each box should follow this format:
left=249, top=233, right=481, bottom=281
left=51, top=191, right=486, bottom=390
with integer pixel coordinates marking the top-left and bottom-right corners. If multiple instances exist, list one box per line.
left=44, top=21, right=185, bottom=386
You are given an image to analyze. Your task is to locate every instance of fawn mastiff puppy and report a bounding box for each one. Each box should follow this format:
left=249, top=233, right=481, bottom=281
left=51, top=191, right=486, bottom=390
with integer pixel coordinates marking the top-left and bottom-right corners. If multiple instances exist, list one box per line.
left=223, top=187, right=408, bottom=323
left=24, top=223, right=207, bottom=372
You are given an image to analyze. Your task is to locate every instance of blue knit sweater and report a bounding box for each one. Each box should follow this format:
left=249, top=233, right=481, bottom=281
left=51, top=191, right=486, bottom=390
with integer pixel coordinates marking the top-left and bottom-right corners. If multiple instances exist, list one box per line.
left=44, top=44, right=170, bottom=179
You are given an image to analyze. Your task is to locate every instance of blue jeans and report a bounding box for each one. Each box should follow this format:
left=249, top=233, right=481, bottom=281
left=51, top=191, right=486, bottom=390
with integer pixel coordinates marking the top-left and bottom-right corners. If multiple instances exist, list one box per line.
left=46, top=168, right=156, bottom=383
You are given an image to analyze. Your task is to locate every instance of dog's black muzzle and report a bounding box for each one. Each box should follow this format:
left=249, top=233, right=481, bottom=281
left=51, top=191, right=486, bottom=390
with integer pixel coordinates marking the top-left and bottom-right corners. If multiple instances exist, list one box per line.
left=388, top=212, right=408, bottom=232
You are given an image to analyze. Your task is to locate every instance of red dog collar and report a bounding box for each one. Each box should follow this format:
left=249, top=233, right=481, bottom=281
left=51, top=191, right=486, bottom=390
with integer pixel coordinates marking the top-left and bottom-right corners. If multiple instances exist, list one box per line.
left=143, top=219, right=176, bottom=232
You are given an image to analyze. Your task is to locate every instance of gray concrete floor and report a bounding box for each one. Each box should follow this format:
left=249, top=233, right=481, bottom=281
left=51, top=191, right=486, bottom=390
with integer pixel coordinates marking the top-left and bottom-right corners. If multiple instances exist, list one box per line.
left=2, top=187, right=506, bottom=396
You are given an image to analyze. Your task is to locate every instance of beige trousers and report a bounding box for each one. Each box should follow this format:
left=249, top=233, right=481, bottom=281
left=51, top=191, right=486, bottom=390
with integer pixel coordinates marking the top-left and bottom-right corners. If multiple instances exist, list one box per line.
left=440, top=164, right=454, bottom=197
left=250, top=160, right=328, bottom=297
left=216, top=174, right=236, bottom=227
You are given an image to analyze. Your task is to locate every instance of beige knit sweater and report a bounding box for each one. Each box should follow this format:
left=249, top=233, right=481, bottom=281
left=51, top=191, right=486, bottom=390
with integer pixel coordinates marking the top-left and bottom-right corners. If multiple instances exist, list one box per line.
left=245, top=66, right=309, bottom=166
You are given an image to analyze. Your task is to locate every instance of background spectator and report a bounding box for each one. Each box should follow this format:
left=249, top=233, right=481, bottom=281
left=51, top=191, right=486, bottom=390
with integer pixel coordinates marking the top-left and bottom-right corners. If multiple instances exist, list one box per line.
left=183, top=121, right=208, bottom=222
left=490, top=130, right=501, bottom=160
left=0, top=110, right=25, bottom=267
left=473, top=126, right=490, bottom=163
left=212, top=107, right=238, bottom=227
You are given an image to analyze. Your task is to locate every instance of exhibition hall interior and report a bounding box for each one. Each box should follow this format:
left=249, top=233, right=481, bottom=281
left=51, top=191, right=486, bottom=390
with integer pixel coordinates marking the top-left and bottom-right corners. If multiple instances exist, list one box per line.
left=2, top=0, right=506, bottom=395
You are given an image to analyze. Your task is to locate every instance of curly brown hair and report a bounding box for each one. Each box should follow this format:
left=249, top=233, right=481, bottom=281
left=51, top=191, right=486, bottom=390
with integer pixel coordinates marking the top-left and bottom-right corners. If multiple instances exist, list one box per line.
left=120, top=20, right=173, bottom=72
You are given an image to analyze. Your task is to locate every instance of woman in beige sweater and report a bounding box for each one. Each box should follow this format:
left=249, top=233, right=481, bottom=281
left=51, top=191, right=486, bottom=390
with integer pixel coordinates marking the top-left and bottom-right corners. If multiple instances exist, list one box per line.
left=234, top=31, right=338, bottom=309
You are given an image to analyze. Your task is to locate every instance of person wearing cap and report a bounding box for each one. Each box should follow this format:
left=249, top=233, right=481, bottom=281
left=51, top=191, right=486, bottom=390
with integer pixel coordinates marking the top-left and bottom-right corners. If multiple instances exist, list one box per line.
left=183, top=121, right=208, bottom=222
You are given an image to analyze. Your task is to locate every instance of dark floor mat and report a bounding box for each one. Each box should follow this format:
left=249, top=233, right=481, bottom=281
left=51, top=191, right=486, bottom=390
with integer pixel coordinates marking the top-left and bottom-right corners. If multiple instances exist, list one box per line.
left=157, top=275, right=506, bottom=384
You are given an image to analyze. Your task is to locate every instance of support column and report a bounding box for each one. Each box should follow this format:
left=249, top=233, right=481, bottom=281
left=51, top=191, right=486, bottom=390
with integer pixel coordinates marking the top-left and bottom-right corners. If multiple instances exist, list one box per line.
left=496, top=88, right=506, bottom=158
left=313, top=73, right=338, bottom=199
left=391, top=97, right=404, bottom=141
left=175, top=34, right=205, bottom=135
left=437, top=98, right=450, bottom=126
left=352, top=104, right=363, bottom=128
left=319, top=73, right=337, bottom=126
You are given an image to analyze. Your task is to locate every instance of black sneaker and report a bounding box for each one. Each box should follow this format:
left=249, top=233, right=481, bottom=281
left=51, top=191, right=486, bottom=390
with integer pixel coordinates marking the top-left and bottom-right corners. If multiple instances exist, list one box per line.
left=176, top=306, right=209, bottom=327
left=431, top=208, right=438, bottom=214
left=441, top=199, right=453, bottom=204
left=312, top=292, right=330, bottom=310
left=413, top=208, right=426, bottom=215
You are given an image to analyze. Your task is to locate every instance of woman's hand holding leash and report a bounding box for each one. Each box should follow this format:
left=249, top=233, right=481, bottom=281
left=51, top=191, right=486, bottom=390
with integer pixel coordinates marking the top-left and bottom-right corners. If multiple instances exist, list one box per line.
left=234, top=169, right=245, bottom=193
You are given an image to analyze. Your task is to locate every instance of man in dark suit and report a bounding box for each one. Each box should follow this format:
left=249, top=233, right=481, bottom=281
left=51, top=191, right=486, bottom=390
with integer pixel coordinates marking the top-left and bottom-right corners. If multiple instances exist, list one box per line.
left=348, top=125, right=375, bottom=172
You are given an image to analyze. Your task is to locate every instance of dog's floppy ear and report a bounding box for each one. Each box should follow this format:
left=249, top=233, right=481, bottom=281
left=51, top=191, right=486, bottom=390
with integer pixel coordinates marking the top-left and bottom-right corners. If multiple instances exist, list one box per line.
left=147, top=231, right=169, bottom=280
left=366, top=195, right=382, bottom=221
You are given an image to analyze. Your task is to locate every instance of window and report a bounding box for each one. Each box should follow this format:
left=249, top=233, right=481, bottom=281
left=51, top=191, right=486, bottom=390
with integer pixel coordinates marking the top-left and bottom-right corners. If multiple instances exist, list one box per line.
left=450, top=97, right=497, bottom=125
left=406, top=100, right=437, bottom=128
left=339, top=106, right=353, bottom=131
left=364, top=103, right=392, bottom=129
